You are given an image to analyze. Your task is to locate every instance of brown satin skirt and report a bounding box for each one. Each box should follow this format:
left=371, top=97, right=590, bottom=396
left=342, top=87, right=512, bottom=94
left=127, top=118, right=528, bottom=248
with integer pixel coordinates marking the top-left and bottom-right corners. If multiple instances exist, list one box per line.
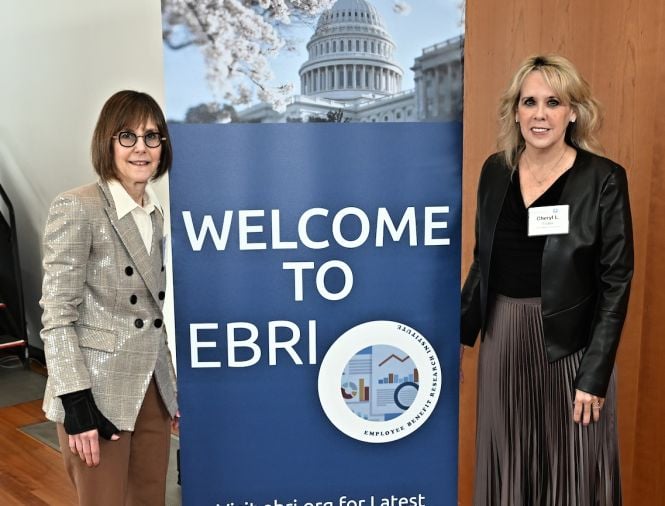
left=474, top=295, right=621, bottom=506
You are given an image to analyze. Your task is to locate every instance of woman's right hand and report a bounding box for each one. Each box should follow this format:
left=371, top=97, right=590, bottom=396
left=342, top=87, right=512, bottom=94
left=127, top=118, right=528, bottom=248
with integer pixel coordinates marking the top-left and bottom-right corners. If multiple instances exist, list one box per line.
left=60, top=389, right=121, bottom=466
left=68, top=429, right=120, bottom=467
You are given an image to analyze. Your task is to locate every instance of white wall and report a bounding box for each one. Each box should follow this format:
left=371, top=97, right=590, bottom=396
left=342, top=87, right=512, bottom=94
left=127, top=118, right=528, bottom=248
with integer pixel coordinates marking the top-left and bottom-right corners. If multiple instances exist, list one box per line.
left=0, top=1, right=175, bottom=359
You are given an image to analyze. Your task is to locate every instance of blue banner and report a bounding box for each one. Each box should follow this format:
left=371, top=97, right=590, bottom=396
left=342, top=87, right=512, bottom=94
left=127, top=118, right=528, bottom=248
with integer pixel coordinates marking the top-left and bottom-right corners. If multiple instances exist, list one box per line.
left=170, top=121, right=461, bottom=505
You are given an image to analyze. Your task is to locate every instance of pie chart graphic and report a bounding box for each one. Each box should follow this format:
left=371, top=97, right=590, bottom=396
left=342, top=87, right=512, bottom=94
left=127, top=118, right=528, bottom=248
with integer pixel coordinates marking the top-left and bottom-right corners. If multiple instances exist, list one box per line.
left=341, top=382, right=358, bottom=400
left=394, top=381, right=419, bottom=410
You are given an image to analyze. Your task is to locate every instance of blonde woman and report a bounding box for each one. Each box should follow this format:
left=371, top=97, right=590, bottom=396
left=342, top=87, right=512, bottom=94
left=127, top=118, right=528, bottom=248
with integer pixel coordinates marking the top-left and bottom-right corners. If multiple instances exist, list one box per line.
left=461, top=55, right=632, bottom=505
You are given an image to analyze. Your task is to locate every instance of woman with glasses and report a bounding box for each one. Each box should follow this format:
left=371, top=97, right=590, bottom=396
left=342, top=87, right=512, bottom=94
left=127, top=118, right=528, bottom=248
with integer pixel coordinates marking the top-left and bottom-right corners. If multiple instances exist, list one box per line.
left=40, top=90, right=178, bottom=505
left=461, top=56, right=632, bottom=505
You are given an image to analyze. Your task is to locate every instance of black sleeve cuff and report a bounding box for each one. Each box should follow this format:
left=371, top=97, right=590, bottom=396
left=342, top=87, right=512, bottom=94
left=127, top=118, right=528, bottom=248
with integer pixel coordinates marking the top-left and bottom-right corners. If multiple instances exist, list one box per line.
left=59, top=389, right=120, bottom=439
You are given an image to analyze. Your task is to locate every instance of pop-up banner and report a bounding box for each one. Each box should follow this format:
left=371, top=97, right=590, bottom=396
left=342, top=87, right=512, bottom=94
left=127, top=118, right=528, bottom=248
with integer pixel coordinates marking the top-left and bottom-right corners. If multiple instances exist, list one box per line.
left=169, top=121, right=461, bottom=505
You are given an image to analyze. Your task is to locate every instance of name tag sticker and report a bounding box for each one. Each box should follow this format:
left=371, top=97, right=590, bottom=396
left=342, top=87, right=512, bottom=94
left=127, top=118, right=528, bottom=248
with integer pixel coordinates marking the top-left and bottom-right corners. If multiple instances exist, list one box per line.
left=528, top=205, right=569, bottom=236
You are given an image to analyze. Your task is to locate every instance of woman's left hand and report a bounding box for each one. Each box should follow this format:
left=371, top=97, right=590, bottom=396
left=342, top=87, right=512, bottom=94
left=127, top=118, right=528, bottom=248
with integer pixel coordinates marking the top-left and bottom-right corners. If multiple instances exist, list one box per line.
left=172, top=409, right=180, bottom=431
left=573, top=389, right=605, bottom=425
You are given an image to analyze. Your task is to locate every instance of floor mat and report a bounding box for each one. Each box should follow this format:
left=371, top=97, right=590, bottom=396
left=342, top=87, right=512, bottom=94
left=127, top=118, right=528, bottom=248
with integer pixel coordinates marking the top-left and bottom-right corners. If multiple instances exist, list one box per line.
left=0, top=363, right=46, bottom=408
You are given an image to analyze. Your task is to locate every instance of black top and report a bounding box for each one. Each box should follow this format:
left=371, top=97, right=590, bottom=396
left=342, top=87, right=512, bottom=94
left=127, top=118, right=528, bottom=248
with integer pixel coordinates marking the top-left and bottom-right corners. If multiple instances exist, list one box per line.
left=461, top=149, right=633, bottom=396
left=488, top=168, right=571, bottom=297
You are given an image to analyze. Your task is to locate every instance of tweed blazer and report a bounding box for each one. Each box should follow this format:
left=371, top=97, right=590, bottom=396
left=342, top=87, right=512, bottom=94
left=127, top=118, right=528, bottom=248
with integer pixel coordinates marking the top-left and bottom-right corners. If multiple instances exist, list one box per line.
left=40, top=180, right=178, bottom=431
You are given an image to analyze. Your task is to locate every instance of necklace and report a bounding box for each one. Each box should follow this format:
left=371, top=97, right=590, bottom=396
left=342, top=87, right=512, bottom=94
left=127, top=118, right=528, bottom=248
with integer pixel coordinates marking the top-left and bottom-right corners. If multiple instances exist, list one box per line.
left=522, top=148, right=567, bottom=186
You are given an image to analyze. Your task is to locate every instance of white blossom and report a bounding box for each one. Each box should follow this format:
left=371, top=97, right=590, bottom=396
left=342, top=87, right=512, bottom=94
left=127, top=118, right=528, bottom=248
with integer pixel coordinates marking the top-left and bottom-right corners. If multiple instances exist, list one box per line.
left=392, top=1, right=411, bottom=15
left=162, top=0, right=415, bottom=110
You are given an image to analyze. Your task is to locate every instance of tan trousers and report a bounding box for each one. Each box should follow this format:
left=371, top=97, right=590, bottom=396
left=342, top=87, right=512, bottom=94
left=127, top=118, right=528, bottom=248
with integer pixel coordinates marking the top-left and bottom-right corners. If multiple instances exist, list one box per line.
left=57, top=378, right=172, bottom=506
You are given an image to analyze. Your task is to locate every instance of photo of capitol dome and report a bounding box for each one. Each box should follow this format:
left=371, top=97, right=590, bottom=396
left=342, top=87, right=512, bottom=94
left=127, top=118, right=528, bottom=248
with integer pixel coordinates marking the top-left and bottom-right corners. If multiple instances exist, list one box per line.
left=236, top=0, right=463, bottom=123
left=299, top=0, right=404, bottom=100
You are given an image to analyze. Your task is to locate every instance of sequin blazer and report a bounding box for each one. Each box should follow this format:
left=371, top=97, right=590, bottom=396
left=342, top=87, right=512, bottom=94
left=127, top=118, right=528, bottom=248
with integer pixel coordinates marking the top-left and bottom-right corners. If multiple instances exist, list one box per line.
left=40, top=180, right=178, bottom=431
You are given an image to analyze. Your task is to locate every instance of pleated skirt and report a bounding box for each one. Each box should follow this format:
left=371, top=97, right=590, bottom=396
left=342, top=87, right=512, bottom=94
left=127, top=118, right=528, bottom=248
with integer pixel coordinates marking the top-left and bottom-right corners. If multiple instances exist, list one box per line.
left=474, top=295, right=621, bottom=506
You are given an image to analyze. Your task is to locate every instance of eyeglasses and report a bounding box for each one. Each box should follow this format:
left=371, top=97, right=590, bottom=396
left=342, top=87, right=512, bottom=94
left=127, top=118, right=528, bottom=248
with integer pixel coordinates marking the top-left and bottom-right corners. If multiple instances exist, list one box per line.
left=113, top=131, right=166, bottom=148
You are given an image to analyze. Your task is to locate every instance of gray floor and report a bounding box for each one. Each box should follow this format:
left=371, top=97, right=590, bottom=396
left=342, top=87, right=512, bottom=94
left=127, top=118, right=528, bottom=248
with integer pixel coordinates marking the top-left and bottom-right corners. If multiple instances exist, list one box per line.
left=0, top=362, right=181, bottom=505
left=0, top=359, right=47, bottom=408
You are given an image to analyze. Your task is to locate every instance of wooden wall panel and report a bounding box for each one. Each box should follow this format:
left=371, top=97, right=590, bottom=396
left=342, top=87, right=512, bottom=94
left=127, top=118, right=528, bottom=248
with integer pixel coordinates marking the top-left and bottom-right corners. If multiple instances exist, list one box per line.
left=460, top=1, right=665, bottom=504
left=630, top=0, right=665, bottom=498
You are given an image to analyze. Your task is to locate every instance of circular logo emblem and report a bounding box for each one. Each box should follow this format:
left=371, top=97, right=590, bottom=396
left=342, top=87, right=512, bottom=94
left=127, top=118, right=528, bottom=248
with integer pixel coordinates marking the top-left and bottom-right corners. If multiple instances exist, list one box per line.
left=318, top=320, right=442, bottom=443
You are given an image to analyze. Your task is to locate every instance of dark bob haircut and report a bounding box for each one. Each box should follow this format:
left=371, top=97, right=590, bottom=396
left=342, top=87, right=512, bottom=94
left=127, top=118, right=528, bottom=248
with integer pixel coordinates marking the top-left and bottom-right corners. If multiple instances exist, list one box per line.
left=91, top=90, right=172, bottom=181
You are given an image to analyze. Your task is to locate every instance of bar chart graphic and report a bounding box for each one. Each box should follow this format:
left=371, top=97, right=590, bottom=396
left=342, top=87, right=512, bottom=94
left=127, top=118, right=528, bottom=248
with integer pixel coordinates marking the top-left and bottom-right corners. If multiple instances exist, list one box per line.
left=341, top=345, right=419, bottom=421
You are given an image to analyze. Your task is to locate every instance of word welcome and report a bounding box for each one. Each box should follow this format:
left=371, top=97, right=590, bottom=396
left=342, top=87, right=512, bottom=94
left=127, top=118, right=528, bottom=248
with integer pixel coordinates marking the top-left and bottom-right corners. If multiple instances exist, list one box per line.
left=182, top=206, right=449, bottom=251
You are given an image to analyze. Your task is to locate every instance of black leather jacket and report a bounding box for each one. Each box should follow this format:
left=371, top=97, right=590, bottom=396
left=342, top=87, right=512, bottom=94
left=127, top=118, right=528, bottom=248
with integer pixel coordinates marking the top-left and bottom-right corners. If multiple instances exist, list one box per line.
left=461, top=149, right=633, bottom=397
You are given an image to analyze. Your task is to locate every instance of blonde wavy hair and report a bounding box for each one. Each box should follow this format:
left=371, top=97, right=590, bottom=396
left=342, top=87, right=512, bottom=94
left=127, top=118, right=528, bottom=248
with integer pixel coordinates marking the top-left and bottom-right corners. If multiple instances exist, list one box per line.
left=497, top=55, right=603, bottom=168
